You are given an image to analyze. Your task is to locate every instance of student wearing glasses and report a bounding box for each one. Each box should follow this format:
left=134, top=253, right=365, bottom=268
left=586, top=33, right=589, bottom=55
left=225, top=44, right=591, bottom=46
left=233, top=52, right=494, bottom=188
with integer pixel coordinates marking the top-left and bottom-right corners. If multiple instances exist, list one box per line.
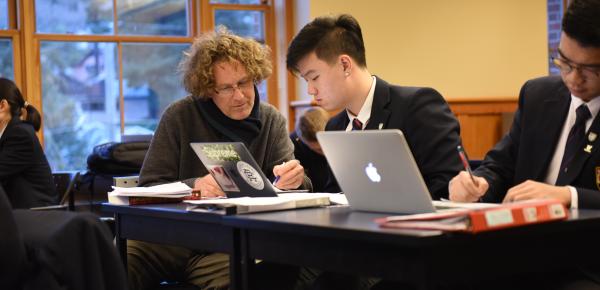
left=445, top=0, right=600, bottom=288
left=450, top=0, right=600, bottom=210
left=127, top=28, right=310, bottom=290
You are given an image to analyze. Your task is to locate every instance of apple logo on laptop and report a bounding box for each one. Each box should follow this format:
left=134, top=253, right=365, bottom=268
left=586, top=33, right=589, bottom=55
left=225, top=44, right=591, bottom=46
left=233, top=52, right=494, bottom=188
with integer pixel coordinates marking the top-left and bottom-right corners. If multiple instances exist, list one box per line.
left=365, top=163, right=381, bottom=183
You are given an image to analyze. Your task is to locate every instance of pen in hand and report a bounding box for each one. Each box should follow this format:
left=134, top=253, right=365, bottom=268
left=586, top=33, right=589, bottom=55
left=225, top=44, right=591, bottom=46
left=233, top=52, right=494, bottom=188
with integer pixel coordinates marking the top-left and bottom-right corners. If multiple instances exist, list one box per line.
left=272, top=161, right=286, bottom=186
left=272, top=175, right=281, bottom=186
left=457, top=145, right=479, bottom=186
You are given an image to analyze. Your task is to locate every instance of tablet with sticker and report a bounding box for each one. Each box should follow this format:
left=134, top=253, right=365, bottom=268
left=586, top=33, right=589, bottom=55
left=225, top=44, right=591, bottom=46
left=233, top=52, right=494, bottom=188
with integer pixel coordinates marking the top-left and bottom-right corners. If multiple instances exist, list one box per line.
left=190, top=142, right=279, bottom=198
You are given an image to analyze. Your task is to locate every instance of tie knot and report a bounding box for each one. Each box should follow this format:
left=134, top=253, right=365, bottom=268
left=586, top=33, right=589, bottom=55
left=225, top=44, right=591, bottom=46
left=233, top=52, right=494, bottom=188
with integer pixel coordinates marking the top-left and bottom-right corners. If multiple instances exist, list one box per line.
left=575, top=104, right=592, bottom=125
left=352, top=118, right=363, bottom=130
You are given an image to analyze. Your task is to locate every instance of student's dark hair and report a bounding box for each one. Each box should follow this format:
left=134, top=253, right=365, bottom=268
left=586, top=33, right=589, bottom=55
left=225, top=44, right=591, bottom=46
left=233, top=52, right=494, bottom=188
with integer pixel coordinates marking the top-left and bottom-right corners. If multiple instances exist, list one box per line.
left=0, top=78, right=42, bottom=131
left=287, top=14, right=366, bottom=73
left=562, top=0, right=600, bottom=47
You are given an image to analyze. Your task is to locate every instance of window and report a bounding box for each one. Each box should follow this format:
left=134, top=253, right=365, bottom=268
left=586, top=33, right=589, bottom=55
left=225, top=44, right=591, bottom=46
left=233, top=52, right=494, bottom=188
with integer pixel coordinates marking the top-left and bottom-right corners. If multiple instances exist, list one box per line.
left=12, top=0, right=282, bottom=171
left=117, top=0, right=188, bottom=36
left=548, top=0, right=566, bottom=75
left=209, top=1, right=276, bottom=103
left=36, top=0, right=114, bottom=34
left=121, top=43, right=188, bottom=134
left=0, top=0, right=8, bottom=30
left=210, top=0, right=265, bottom=4
left=41, top=42, right=119, bottom=170
left=0, top=39, right=12, bottom=79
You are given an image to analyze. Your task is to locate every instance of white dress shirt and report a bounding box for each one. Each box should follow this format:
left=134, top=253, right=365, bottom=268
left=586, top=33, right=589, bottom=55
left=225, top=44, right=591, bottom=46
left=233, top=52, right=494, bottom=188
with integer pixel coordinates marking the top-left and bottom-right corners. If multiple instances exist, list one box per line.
left=345, top=76, right=377, bottom=131
left=0, top=123, right=6, bottom=139
left=544, top=95, right=600, bottom=209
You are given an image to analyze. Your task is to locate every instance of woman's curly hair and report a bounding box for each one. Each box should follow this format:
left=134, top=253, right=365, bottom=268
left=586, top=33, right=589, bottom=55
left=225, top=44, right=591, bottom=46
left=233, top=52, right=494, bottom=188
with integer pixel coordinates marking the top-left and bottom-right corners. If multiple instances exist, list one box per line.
left=179, top=27, right=272, bottom=99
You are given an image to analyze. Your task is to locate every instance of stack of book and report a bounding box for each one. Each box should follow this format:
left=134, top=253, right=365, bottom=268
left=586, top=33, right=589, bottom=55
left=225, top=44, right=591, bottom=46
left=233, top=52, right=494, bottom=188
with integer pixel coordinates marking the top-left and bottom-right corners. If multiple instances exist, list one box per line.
left=108, top=182, right=192, bottom=205
left=185, top=192, right=334, bottom=214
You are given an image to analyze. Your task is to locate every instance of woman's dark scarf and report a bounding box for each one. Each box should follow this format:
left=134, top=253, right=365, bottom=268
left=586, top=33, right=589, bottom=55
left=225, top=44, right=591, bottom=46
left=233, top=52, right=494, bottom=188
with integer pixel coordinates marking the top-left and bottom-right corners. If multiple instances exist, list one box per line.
left=195, top=86, right=262, bottom=146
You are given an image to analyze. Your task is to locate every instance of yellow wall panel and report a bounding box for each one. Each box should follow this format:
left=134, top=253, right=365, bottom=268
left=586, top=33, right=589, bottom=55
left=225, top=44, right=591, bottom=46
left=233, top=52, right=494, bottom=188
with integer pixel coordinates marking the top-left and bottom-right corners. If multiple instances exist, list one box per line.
left=309, top=0, right=548, bottom=100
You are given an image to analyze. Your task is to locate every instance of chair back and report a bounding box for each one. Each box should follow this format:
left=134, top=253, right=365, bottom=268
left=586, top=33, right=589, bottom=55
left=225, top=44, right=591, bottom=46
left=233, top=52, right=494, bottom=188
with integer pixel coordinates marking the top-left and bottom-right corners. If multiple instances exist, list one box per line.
left=0, top=185, right=27, bottom=289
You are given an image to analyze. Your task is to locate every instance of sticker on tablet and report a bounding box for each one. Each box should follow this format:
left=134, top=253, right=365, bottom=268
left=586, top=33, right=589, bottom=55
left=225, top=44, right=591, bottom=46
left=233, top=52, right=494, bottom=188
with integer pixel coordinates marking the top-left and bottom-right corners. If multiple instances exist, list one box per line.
left=208, top=165, right=240, bottom=192
left=236, top=161, right=264, bottom=190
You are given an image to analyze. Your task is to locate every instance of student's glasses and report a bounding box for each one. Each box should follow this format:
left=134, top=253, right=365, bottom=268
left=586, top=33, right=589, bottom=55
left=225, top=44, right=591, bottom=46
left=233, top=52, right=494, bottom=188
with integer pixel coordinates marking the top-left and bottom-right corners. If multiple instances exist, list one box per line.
left=551, top=56, right=600, bottom=79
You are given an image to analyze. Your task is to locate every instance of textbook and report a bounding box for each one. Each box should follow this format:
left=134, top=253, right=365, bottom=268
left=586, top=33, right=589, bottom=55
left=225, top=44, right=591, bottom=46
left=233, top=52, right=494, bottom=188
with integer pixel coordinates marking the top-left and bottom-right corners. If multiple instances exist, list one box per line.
left=108, top=182, right=192, bottom=205
left=185, top=193, right=332, bottom=214
left=375, top=199, right=568, bottom=233
left=108, top=194, right=190, bottom=205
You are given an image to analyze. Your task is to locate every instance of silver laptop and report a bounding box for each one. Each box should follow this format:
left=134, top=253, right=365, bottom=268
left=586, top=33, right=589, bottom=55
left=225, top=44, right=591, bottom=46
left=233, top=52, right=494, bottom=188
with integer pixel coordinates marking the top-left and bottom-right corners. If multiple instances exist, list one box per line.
left=317, top=129, right=436, bottom=214
left=190, top=142, right=278, bottom=198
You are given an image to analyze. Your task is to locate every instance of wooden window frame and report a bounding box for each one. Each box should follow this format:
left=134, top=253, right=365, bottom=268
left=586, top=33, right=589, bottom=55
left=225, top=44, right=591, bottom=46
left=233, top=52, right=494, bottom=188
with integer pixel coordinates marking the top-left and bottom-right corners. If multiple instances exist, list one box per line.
left=7, top=0, right=283, bottom=145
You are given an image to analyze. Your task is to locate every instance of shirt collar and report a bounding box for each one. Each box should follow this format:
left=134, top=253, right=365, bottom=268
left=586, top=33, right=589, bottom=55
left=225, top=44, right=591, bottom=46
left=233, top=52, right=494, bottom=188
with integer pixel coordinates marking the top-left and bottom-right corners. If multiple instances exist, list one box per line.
left=346, top=76, right=377, bottom=127
left=571, top=94, right=600, bottom=121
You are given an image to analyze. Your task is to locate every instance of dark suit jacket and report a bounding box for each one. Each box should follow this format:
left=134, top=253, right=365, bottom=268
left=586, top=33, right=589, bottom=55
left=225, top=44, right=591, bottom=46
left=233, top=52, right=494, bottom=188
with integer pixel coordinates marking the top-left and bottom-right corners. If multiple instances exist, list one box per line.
left=0, top=185, right=27, bottom=290
left=324, top=77, right=463, bottom=199
left=290, top=131, right=330, bottom=192
left=476, top=76, right=600, bottom=208
left=0, top=118, right=57, bottom=208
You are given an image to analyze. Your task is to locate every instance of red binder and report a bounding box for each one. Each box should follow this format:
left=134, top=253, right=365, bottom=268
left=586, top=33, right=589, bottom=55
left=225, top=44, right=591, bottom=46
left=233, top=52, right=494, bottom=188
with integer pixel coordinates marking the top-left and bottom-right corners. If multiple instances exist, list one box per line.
left=375, top=199, right=568, bottom=233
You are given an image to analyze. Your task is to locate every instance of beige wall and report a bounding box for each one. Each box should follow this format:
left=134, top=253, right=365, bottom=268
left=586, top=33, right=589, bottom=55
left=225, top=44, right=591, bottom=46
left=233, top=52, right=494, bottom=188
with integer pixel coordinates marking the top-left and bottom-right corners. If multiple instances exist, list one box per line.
left=309, top=0, right=548, bottom=100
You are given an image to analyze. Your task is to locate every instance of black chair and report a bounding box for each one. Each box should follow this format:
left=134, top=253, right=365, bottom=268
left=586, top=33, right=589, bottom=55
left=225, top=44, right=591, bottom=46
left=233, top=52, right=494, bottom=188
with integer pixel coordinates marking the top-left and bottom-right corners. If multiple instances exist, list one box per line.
left=0, top=184, right=128, bottom=290
left=0, top=185, right=27, bottom=290
left=30, top=172, right=80, bottom=211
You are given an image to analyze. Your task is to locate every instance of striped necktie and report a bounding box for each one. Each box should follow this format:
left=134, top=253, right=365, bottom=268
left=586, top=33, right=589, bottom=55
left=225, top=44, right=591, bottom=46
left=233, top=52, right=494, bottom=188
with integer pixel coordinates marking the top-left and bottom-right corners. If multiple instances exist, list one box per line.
left=556, top=104, right=591, bottom=184
left=352, top=118, right=363, bottom=131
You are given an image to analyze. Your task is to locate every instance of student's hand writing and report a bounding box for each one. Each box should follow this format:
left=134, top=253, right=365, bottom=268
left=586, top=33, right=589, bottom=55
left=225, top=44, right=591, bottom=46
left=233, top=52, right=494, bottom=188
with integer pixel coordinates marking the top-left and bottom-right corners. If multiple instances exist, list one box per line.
left=449, top=171, right=489, bottom=202
left=272, top=159, right=305, bottom=190
left=503, top=180, right=571, bottom=206
left=193, top=174, right=226, bottom=199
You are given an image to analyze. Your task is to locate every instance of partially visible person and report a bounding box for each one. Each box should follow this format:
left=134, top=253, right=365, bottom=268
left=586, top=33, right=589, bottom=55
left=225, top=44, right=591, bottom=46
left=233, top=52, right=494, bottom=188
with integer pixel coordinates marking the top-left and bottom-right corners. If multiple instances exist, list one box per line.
left=449, top=0, right=600, bottom=209
left=291, top=107, right=330, bottom=192
left=441, top=0, right=600, bottom=289
left=127, top=28, right=310, bottom=290
left=0, top=78, right=57, bottom=208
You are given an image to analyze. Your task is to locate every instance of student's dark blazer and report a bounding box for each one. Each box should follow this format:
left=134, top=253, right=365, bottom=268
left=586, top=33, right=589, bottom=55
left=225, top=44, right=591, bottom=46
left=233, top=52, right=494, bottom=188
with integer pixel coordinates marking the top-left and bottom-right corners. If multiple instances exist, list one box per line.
left=0, top=118, right=57, bottom=208
left=324, top=77, right=463, bottom=200
left=476, top=76, right=600, bottom=208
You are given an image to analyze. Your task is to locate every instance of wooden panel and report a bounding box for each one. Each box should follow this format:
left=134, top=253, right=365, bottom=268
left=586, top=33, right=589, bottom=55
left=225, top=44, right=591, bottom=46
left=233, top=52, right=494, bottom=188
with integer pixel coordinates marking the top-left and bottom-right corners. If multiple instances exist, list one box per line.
left=456, top=114, right=503, bottom=159
left=449, top=99, right=517, bottom=159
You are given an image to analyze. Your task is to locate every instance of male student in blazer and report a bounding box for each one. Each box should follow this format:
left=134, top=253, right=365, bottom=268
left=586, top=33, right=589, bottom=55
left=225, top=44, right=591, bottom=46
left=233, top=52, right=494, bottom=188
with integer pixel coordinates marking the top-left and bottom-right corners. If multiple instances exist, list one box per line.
left=286, top=14, right=462, bottom=200
left=286, top=13, right=463, bottom=290
left=450, top=0, right=600, bottom=210
left=445, top=1, right=600, bottom=288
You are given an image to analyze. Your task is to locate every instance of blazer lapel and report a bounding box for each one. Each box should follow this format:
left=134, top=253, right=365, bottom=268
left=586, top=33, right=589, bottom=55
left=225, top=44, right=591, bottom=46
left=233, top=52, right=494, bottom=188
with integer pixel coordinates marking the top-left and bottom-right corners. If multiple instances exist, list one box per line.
left=532, top=89, right=571, bottom=180
left=557, top=111, right=600, bottom=185
left=327, top=111, right=350, bottom=131
left=364, top=76, right=391, bottom=130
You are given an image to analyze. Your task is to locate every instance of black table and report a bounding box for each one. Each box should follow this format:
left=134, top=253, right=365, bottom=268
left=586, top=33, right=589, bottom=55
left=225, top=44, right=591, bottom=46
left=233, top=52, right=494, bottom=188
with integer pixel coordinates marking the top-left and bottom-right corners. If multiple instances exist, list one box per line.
left=104, top=203, right=600, bottom=290
left=225, top=206, right=600, bottom=290
left=103, top=203, right=245, bottom=290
